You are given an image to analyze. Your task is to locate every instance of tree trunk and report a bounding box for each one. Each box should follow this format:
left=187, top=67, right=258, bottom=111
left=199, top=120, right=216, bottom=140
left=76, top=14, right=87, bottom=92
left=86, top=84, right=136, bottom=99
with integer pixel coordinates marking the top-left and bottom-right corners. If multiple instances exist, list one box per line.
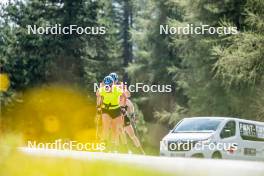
left=123, top=0, right=133, bottom=82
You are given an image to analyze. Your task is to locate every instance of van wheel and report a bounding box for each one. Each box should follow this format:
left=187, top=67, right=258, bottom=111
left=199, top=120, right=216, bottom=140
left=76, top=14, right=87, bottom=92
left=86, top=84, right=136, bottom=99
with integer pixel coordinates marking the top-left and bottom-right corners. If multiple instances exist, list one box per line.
left=191, top=153, right=204, bottom=158
left=212, top=151, right=222, bottom=159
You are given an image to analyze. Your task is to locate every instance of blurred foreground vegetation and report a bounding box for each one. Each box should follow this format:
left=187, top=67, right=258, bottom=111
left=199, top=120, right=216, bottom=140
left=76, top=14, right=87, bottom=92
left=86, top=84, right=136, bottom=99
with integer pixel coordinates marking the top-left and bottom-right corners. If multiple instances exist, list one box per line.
left=0, top=134, right=170, bottom=176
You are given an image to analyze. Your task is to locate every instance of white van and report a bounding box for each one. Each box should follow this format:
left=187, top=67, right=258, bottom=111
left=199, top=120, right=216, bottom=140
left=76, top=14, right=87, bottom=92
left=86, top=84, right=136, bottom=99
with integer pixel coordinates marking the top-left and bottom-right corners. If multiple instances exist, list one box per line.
left=160, top=117, right=264, bottom=161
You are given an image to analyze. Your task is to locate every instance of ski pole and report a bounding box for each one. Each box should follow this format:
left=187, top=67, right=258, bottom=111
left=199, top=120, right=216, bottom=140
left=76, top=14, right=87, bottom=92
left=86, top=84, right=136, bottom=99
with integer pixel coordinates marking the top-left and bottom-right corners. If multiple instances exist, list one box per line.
left=129, top=114, right=146, bottom=155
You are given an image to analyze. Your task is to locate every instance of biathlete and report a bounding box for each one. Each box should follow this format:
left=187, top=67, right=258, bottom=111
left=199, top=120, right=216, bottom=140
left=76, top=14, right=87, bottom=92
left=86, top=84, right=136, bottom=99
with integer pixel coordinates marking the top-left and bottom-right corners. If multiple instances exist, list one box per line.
left=121, top=99, right=145, bottom=154
left=96, top=76, right=127, bottom=151
left=109, top=73, right=145, bottom=154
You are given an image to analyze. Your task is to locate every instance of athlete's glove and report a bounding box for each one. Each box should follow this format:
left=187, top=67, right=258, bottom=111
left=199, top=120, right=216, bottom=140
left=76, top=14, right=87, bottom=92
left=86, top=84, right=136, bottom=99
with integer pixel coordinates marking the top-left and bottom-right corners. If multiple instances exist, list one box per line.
left=120, top=106, right=127, bottom=115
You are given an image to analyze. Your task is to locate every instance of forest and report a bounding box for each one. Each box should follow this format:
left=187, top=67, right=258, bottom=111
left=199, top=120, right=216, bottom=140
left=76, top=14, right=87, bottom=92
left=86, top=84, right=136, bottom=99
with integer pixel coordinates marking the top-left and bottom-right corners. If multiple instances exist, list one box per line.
left=0, top=0, right=264, bottom=147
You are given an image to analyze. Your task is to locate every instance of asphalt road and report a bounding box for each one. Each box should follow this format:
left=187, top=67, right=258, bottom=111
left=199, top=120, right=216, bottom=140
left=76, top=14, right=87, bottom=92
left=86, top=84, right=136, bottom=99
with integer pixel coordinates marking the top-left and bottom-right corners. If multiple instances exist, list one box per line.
left=19, top=147, right=264, bottom=176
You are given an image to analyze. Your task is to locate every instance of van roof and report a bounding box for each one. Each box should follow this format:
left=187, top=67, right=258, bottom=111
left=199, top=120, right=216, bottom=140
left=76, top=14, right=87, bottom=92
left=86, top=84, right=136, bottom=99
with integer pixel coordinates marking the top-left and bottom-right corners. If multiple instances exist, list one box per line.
left=184, top=116, right=264, bottom=126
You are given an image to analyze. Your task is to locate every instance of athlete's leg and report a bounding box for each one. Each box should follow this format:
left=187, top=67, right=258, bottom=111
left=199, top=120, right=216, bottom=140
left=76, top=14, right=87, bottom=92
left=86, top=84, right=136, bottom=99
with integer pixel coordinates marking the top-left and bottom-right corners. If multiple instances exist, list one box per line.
left=124, top=125, right=145, bottom=154
left=101, top=113, right=111, bottom=142
left=111, top=115, right=124, bottom=148
left=119, top=116, right=128, bottom=145
left=124, top=125, right=141, bottom=147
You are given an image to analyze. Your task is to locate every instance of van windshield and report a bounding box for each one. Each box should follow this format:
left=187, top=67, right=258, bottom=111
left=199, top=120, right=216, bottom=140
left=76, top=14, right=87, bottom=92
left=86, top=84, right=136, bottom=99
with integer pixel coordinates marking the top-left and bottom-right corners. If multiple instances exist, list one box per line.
left=173, top=118, right=223, bottom=133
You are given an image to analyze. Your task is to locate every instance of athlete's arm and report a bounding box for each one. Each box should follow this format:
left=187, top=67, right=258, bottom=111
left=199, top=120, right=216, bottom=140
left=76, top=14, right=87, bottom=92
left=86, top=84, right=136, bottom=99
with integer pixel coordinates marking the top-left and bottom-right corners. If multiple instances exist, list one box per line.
left=96, top=96, right=102, bottom=108
left=123, top=83, right=131, bottom=98
left=96, top=86, right=104, bottom=112
left=120, top=92, right=126, bottom=106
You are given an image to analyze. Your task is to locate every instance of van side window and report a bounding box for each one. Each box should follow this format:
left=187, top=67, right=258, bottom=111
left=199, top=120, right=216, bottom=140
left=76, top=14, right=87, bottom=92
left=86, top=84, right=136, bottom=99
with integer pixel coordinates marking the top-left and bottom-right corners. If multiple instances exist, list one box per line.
left=220, top=121, right=236, bottom=139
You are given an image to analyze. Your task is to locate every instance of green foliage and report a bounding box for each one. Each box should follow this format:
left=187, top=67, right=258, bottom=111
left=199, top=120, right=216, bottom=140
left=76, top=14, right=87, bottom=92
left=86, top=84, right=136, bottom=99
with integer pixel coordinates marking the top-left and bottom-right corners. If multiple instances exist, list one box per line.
left=129, top=0, right=264, bottom=124
left=0, top=0, right=148, bottom=140
left=0, top=0, right=123, bottom=105
left=154, top=104, right=187, bottom=126
left=213, top=32, right=264, bottom=87
left=133, top=101, right=148, bottom=142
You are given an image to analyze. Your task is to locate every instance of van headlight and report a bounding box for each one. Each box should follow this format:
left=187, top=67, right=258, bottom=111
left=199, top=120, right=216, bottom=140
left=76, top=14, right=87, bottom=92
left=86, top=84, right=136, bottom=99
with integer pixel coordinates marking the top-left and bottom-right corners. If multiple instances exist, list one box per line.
left=200, top=138, right=212, bottom=145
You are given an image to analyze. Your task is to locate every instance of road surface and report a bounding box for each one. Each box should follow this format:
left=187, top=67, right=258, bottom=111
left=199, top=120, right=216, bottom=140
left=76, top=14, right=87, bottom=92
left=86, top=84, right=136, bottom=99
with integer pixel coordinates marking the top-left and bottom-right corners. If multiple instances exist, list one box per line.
left=19, top=147, right=264, bottom=176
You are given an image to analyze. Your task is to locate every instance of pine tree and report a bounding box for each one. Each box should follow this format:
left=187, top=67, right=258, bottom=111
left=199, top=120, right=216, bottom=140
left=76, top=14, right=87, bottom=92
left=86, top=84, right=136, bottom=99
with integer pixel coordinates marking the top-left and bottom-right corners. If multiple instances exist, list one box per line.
left=128, top=0, right=264, bottom=123
left=0, top=0, right=123, bottom=107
